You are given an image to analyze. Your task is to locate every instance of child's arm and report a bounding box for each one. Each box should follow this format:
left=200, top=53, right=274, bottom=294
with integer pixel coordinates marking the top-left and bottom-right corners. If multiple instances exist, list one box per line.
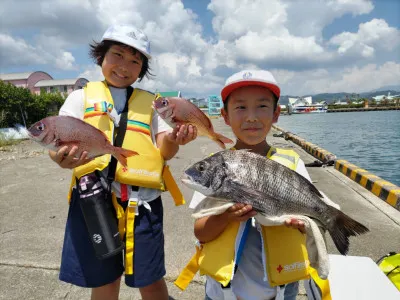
left=156, top=124, right=197, bottom=160
left=194, top=203, right=256, bottom=243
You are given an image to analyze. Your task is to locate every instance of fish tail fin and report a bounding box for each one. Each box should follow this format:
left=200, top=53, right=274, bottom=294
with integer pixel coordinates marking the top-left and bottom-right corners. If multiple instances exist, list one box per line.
left=213, top=133, right=234, bottom=149
left=326, top=208, right=369, bottom=255
left=112, top=147, right=138, bottom=167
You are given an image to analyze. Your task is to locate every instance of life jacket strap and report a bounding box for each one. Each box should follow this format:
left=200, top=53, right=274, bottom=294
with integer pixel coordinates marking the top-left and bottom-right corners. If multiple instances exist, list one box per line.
left=125, top=199, right=138, bottom=275
left=308, top=266, right=332, bottom=300
left=163, top=165, right=185, bottom=206
left=174, top=246, right=201, bottom=290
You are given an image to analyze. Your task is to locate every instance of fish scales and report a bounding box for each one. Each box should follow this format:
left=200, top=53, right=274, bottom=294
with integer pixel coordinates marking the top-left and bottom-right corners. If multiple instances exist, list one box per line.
left=224, top=151, right=320, bottom=217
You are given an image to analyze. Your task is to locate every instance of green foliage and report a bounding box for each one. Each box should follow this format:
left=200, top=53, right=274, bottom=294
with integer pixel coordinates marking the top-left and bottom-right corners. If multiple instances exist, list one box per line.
left=328, top=103, right=364, bottom=109
left=0, top=81, right=66, bottom=128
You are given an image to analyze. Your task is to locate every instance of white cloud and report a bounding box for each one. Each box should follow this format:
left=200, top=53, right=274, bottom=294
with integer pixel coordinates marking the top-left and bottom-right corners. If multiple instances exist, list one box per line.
left=78, top=65, right=103, bottom=82
left=0, top=33, right=76, bottom=70
left=330, top=19, right=400, bottom=58
left=1, top=0, right=399, bottom=97
left=289, top=62, right=400, bottom=95
left=0, top=34, right=45, bottom=67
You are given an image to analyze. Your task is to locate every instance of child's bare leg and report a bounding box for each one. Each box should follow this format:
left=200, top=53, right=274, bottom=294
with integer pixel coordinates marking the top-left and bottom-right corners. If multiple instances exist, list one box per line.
left=91, top=277, right=121, bottom=300
left=139, top=278, right=169, bottom=300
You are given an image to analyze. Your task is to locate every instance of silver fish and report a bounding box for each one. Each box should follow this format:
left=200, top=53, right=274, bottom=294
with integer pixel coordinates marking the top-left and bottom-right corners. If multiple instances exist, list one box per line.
left=182, top=149, right=369, bottom=255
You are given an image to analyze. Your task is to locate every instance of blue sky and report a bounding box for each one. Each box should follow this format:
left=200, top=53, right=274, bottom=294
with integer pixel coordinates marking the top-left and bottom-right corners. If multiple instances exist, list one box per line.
left=1, top=0, right=399, bottom=97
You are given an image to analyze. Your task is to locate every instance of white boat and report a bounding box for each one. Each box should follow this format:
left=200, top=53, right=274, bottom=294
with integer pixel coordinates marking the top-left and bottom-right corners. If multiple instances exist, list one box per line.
left=290, top=104, right=328, bottom=114
left=288, top=96, right=328, bottom=114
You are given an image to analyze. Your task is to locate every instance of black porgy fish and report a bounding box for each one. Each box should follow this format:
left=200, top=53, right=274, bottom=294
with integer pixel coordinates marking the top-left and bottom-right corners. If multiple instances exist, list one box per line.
left=181, top=149, right=369, bottom=255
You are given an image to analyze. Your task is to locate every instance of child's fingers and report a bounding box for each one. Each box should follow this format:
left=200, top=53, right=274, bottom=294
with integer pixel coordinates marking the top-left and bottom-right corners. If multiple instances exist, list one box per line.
left=55, top=146, right=69, bottom=161
left=184, top=125, right=196, bottom=143
left=227, top=203, right=245, bottom=212
left=285, top=218, right=306, bottom=233
left=172, top=125, right=180, bottom=136
left=192, top=126, right=197, bottom=139
left=231, top=204, right=253, bottom=217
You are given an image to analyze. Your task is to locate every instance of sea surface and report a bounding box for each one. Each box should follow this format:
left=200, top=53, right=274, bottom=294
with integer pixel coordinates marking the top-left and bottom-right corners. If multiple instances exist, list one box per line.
left=276, top=110, right=400, bottom=186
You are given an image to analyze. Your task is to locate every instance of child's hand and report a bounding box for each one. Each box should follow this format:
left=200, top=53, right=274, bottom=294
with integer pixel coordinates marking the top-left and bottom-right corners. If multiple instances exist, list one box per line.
left=166, top=124, right=197, bottom=145
left=49, top=146, right=92, bottom=169
left=284, top=218, right=306, bottom=234
left=224, top=203, right=257, bottom=222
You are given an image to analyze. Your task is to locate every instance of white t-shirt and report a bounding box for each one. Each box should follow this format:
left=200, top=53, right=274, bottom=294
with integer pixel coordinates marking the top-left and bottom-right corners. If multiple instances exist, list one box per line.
left=190, top=159, right=312, bottom=300
left=60, top=87, right=171, bottom=202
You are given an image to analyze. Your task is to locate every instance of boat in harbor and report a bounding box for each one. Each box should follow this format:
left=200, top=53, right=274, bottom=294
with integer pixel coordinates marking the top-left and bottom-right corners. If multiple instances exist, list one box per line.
left=288, top=96, right=328, bottom=114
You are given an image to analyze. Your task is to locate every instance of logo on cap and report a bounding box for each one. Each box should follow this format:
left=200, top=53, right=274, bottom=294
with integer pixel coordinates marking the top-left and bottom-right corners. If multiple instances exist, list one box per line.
left=127, top=31, right=137, bottom=40
left=243, top=72, right=252, bottom=79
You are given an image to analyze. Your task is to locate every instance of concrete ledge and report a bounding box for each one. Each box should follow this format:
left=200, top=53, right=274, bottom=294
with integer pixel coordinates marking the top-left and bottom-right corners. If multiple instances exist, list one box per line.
left=335, top=159, right=400, bottom=210
left=272, top=125, right=400, bottom=211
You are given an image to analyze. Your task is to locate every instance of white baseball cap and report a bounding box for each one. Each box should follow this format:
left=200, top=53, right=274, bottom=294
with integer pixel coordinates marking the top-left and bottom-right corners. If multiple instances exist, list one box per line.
left=221, top=70, right=280, bottom=102
left=102, top=24, right=151, bottom=59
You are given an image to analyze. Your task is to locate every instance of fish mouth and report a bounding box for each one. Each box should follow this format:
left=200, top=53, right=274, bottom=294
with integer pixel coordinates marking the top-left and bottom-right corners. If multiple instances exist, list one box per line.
left=154, top=105, right=169, bottom=114
left=181, top=173, right=192, bottom=185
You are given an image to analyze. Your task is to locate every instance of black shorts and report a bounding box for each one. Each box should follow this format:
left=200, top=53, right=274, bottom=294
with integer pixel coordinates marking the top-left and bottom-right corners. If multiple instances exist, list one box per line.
left=59, top=189, right=165, bottom=288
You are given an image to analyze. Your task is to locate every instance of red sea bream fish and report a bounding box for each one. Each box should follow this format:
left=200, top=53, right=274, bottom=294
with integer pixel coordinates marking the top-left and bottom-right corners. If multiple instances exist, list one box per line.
left=28, top=116, right=138, bottom=167
left=153, top=96, right=233, bottom=149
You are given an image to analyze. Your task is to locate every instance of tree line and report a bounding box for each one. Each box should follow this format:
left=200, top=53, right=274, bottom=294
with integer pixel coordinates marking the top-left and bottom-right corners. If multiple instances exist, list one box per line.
left=0, top=80, right=66, bottom=128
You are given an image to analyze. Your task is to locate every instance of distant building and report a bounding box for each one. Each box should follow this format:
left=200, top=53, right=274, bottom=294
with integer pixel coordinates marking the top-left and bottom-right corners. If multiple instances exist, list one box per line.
left=188, top=97, right=207, bottom=108
left=207, top=95, right=222, bottom=116
left=372, top=92, right=400, bottom=102
left=34, top=78, right=88, bottom=95
left=289, top=96, right=312, bottom=106
left=332, top=100, right=348, bottom=106
left=0, top=71, right=88, bottom=95
left=157, top=91, right=182, bottom=97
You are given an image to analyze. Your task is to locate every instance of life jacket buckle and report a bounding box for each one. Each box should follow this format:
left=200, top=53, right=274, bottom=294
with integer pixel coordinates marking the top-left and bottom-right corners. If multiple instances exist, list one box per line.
left=128, top=199, right=138, bottom=215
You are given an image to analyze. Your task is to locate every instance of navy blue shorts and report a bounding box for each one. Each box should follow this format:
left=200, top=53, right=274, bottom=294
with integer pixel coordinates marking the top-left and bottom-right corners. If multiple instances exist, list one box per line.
left=59, top=189, right=166, bottom=288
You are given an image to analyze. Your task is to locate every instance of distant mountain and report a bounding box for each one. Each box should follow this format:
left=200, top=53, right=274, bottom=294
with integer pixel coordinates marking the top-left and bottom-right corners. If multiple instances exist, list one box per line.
left=369, top=85, right=400, bottom=93
left=279, top=88, right=400, bottom=104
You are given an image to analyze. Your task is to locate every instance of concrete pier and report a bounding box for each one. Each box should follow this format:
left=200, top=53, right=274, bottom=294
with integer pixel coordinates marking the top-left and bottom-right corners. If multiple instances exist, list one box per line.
left=327, top=106, right=400, bottom=113
left=1, top=117, right=399, bottom=299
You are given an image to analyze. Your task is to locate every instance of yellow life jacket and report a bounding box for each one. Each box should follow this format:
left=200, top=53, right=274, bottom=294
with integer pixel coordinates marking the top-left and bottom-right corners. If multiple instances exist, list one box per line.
left=67, top=81, right=185, bottom=274
left=175, top=147, right=331, bottom=299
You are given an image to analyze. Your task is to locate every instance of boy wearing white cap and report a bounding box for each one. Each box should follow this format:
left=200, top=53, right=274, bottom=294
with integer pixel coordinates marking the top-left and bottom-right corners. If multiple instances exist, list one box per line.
left=189, top=70, right=311, bottom=299
left=49, top=24, right=197, bottom=300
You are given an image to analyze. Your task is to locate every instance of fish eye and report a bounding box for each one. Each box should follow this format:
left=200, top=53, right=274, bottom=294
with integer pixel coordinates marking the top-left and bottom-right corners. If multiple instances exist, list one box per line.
left=162, top=99, right=168, bottom=106
left=197, top=162, right=206, bottom=172
left=36, top=123, right=45, bottom=131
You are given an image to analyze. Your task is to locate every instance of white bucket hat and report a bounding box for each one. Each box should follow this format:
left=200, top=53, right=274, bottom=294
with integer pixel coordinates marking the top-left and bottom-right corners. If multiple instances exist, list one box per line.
left=102, top=24, right=151, bottom=59
left=221, top=70, right=280, bottom=102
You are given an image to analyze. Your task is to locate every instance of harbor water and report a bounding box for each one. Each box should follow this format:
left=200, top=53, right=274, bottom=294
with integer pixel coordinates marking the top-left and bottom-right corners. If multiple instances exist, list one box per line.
left=277, top=110, right=400, bottom=186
